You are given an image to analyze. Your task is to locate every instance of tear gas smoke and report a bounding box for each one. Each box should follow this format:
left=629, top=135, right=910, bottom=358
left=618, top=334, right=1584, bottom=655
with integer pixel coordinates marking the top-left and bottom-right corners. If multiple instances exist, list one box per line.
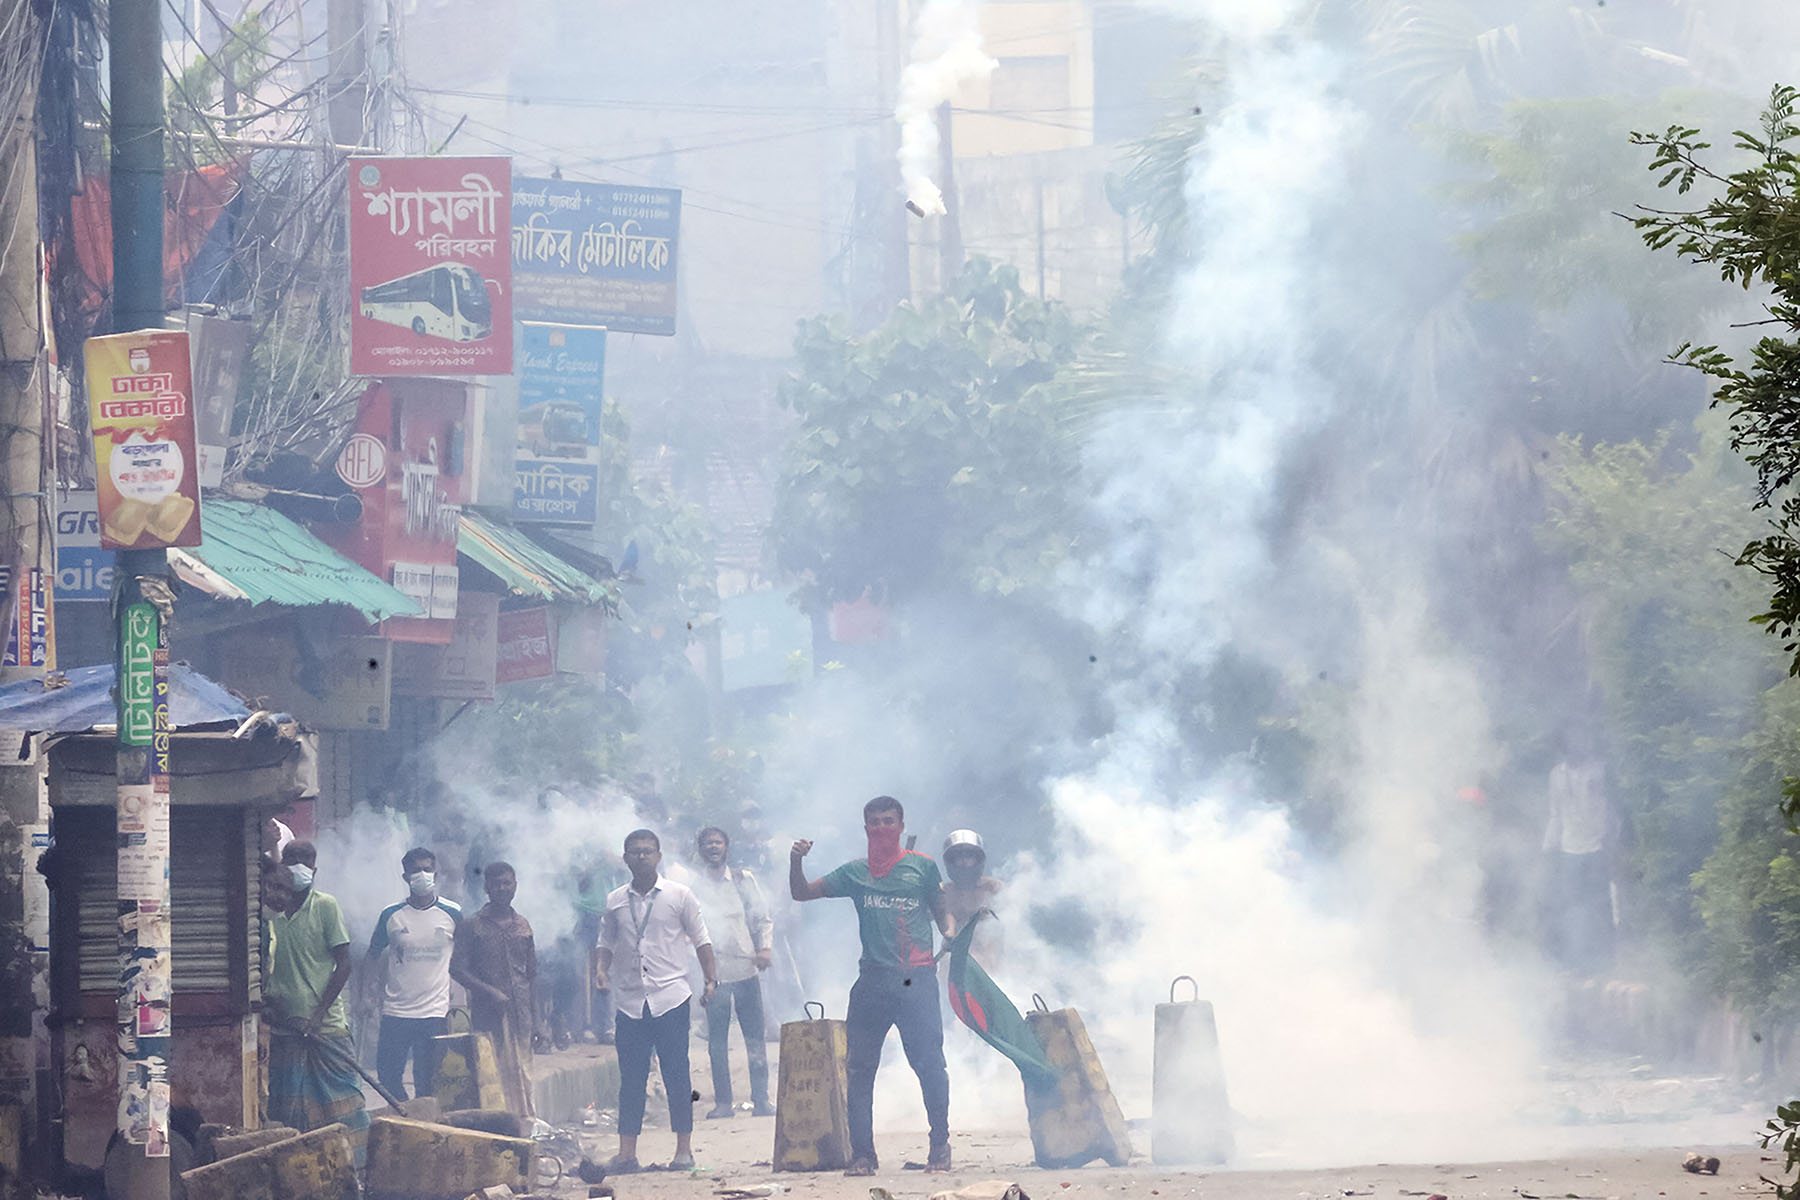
left=895, top=0, right=996, bottom=217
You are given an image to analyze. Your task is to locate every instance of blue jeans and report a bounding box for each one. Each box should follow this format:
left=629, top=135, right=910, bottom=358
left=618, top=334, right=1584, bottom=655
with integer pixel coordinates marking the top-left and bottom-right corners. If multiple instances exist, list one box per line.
left=846, top=964, right=948, bottom=1164
left=707, top=977, right=770, bottom=1108
left=616, top=998, right=693, bottom=1135
left=376, top=1014, right=446, bottom=1101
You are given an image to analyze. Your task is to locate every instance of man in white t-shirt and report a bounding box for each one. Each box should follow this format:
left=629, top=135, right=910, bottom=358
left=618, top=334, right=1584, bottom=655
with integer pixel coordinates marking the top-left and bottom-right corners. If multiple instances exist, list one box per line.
left=366, top=846, right=462, bottom=1101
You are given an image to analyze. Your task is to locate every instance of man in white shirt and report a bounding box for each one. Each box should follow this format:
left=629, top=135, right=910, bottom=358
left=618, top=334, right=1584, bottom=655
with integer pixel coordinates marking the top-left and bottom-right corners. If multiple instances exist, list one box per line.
left=365, top=846, right=461, bottom=1101
left=595, top=829, right=717, bottom=1172
left=1543, top=751, right=1615, bottom=971
left=689, top=826, right=776, bottom=1119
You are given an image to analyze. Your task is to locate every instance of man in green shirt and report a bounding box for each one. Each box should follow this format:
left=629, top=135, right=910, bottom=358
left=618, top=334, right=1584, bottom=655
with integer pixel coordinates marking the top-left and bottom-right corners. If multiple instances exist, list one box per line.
left=791, top=796, right=952, bottom=1175
left=265, top=842, right=370, bottom=1150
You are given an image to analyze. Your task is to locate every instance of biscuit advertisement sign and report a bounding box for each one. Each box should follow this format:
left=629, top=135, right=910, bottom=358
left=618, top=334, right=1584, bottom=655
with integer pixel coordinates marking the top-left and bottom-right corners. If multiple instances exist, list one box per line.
left=84, top=330, right=204, bottom=550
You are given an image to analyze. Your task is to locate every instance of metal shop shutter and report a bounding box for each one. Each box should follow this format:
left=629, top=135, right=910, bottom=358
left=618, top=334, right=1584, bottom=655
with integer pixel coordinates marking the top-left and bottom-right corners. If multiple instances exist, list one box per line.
left=69, top=807, right=247, bottom=999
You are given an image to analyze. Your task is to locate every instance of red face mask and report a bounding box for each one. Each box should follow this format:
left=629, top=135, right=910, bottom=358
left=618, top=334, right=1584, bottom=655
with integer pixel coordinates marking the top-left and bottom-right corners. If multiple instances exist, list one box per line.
left=866, top=824, right=904, bottom=877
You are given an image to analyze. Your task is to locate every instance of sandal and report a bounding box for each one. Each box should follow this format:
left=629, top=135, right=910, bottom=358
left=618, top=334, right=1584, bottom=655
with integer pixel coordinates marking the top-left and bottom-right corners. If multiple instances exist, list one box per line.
left=844, top=1158, right=878, bottom=1177
left=668, top=1152, right=696, bottom=1170
left=604, top=1155, right=640, bottom=1174
left=926, top=1142, right=952, bottom=1173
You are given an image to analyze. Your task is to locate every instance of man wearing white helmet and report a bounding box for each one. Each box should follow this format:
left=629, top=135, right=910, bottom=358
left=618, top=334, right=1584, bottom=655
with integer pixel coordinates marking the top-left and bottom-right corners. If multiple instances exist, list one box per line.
left=940, top=831, right=1003, bottom=960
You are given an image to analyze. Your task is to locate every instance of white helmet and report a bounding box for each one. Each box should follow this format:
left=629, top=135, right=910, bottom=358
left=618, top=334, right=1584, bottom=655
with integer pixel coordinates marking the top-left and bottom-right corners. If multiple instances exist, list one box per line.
left=943, top=829, right=985, bottom=864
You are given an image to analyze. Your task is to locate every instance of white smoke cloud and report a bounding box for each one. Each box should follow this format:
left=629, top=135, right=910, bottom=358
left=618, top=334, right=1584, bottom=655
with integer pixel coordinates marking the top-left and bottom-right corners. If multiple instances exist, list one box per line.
left=896, top=0, right=997, bottom=216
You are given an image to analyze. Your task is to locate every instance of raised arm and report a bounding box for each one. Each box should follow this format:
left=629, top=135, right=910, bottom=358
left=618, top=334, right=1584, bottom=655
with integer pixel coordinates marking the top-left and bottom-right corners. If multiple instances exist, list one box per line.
left=790, top=839, right=828, bottom=901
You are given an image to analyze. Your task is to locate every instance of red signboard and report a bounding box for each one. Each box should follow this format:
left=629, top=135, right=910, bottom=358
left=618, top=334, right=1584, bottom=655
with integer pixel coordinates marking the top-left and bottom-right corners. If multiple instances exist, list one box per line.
left=348, top=156, right=513, bottom=376
left=495, top=606, right=555, bottom=684
left=84, top=330, right=203, bottom=549
left=317, top=380, right=468, bottom=644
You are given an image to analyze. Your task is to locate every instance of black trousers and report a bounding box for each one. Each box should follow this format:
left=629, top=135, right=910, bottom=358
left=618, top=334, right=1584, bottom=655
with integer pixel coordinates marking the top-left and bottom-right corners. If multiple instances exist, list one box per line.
left=706, top=976, right=770, bottom=1108
left=376, top=1014, right=446, bottom=1101
left=846, top=964, right=948, bottom=1164
left=616, top=998, right=693, bottom=1135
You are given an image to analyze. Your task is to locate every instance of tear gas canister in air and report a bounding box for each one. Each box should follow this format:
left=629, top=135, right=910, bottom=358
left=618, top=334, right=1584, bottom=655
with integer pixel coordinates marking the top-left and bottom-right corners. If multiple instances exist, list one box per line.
left=1151, top=975, right=1232, bottom=1165
left=772, top=1001, right=852, bottom=1172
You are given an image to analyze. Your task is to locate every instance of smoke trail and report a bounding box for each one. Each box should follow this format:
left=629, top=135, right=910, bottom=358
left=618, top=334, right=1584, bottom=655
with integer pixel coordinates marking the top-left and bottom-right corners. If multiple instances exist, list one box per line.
left=979, top=6, right=1556, bottom=1164
left=895, top=0, right=996, bottom=216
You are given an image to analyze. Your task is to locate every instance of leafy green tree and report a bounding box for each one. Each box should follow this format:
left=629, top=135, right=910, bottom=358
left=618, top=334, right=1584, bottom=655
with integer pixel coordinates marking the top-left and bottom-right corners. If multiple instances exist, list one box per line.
left=771, top=257, right=1088, bottom=608
left=1541, top=419, right=1777, bottom=951
left=1633, top=85, right=1800, bottom=683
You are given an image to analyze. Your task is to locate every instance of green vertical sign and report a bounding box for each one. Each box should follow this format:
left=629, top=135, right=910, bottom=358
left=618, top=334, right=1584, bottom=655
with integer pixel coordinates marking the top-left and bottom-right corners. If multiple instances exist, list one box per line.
left=120, top=602, right=156, bottom=747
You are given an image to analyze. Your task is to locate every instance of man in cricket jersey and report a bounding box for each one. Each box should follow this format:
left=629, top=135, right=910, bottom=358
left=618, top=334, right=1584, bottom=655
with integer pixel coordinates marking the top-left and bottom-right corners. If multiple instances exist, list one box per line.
left=790, top=796, right=952, bottom=1176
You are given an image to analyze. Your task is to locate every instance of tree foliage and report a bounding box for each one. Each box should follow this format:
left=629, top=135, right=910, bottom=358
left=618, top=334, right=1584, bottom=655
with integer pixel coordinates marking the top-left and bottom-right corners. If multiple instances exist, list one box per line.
left=771, top=258, right=1088, bottom=608
left=1633, top=85, right=1800, bottom=676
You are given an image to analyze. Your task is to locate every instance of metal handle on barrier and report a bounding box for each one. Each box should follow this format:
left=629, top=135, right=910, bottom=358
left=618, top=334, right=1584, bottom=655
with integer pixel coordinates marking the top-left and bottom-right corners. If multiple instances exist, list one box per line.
left=1031, top=993, right=1049, bottom=1013
left=1170, top=975, right=1199, bottom=1005
left=804, top=1000, right=825, bottom=1022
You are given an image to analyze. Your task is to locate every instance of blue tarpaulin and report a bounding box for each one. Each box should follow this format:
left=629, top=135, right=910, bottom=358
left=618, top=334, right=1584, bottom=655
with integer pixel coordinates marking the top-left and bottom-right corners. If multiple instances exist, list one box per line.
left=0, top=663, right=249, bottom=734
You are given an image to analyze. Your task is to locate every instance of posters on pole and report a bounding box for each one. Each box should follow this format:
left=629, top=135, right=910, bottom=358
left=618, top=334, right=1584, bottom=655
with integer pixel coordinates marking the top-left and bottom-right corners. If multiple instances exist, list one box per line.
left=513, top=322, right=604, bottom=525
left=512, top=177, right=680, bottom=335
left=84, top=330, right=203, bottom=550
left=349, top=157, right=513, bottom=375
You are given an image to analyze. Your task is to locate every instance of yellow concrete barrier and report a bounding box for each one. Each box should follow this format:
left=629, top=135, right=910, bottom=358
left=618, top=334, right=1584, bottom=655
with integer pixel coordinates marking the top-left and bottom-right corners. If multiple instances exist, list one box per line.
left=1023, top=1000, right=1132, bottom=1169
left=772, top=1002, right=852, bottom=1172
left=363, top=1115, right=533, bottom=1200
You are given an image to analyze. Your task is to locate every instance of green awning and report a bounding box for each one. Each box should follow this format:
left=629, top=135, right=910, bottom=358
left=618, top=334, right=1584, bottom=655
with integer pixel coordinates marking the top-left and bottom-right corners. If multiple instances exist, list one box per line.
left=169, top=499, right=425, bottom=622
left=457, top=511, right=613, bottom=604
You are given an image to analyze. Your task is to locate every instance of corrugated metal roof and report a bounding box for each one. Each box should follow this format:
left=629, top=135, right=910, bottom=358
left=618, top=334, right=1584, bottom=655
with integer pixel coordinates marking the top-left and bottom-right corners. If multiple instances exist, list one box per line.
left=457, top=511, right=613, bottom=604
left=169, top=500, right=424, bottom=623
left=0, top=663, right=248, bottom=733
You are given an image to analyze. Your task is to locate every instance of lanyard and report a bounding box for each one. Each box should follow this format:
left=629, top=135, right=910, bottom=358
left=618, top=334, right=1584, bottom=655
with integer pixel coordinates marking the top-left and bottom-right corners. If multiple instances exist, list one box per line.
left=630, top=887, right=658, bottom=951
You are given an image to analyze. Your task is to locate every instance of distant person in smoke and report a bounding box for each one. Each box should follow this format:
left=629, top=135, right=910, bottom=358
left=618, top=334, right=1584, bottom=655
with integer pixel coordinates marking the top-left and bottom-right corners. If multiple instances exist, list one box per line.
left=450, top=861, right=542, bottom=1118
left=365, top=846, right=461, bottom=1102
left=264, top=841, right=371, bottom=1153
left=1542, top=736, right=1617, bottom=973
left=791, top=796, right=953, bottom=1176
left=595, top=829, right=717, bottom=1173
left=689, top=826, right=776, bottom=1119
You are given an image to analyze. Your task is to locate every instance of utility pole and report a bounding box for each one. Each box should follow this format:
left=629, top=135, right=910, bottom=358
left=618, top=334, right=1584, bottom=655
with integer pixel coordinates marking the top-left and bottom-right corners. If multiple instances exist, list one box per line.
left=326, top=0, right=368, bottom=148
left=935, top=101, right=961, bottom=290
left=0, top=0, right=45, bottom=687
left=109, top=0, right=174, bottom=1194
left=1034, top=175, right=1046, bottom=301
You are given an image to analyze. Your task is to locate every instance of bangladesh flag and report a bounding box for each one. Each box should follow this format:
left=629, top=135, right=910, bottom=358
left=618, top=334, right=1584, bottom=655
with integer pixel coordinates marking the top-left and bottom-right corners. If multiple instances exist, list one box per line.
left=945, top=911, right=1060, bottom=1089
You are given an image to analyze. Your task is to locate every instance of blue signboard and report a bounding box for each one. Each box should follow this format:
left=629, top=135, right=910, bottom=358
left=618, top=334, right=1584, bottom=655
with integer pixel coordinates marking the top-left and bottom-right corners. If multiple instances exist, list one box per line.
left=511, top=178, right=681, bottom=336
left=512, top=321, right=606, bottom=526
left=514, top=458, right=600, bottom=525
left=517, top=322, right=605, bottom=449
left=57, top=491, right=115, bottom=601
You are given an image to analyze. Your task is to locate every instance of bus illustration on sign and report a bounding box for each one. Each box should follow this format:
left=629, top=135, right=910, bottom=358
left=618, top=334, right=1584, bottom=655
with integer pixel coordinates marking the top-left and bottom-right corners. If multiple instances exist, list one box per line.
left=359, top=263, right=495, bottom=342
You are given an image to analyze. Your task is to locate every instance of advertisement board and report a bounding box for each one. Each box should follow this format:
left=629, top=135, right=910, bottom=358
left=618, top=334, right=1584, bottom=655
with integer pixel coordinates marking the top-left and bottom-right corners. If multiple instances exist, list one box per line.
left=513, top=321, right=604, bottom=525
left=495, top=605, right=555, bottom=684
left=316, top=381, right=467, bottom=644
left=512, top=177, right=680, bottom=335
left=0, top=565, right=53, bottom=668
left=83, top=330, right=203, bottom=550
left=393, top=592, right=498, bottom=700
left=349, top=157, right=513, bottom=375
left=188, top=314, right=252, bottom=487
left=54, top=490, right=115, bottom=601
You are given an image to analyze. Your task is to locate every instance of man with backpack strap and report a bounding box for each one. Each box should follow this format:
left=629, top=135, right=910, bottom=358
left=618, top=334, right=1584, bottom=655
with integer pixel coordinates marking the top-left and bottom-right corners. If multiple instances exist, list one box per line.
left=690, top=826, right=777, bottom=1118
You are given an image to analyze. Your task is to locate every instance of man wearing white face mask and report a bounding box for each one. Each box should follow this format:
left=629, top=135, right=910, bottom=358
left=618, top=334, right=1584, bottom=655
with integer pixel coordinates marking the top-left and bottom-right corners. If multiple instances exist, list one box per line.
left=266, top=841, right=370, bottom=1152
left=367, top=846, right=461, bottom=1101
